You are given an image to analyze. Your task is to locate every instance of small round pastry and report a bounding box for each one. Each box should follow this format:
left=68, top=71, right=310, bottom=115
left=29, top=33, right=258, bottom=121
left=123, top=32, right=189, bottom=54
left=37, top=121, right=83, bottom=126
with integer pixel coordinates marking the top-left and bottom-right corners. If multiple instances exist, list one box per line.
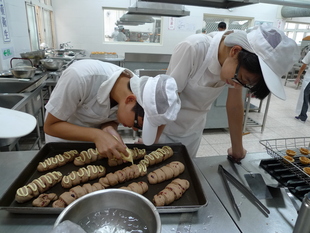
left=303, top=167, right=310, bottom=175
left=283, top=155, right=294, bottom=164
left=300, top=156, right=310, bottom=165
left=286, top=149, right=297, bottom=157
left=300, top=148, right=310, bottom=155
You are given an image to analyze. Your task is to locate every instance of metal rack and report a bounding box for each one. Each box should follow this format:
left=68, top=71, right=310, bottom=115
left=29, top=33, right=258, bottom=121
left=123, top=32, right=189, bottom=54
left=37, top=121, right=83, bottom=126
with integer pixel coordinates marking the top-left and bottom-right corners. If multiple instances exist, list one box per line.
left=260, top=137, right=310, bottom=185
left=243, top=90, right=271, bottom=133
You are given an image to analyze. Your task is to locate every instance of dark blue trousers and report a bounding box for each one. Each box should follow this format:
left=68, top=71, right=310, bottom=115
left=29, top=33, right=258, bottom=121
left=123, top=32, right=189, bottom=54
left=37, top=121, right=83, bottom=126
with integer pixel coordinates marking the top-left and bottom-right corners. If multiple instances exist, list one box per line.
left=299, top=81, right=310, bottom=121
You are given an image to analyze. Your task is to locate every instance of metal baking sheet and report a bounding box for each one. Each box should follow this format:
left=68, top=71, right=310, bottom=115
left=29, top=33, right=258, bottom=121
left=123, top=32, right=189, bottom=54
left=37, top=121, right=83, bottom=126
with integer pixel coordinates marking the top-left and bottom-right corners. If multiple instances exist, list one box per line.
left=0, top=142, right=207, bottom=214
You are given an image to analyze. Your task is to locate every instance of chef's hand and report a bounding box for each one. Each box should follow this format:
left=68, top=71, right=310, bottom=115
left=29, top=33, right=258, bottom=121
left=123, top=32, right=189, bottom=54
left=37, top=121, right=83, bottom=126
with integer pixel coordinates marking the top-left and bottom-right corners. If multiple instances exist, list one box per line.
left=93, top=127, right=127, bottom=160
left=134, top=137, right=143, bottom=144
left=227, top=147, right=247, bottom=163
left=294, top=77, right=301, bottom=85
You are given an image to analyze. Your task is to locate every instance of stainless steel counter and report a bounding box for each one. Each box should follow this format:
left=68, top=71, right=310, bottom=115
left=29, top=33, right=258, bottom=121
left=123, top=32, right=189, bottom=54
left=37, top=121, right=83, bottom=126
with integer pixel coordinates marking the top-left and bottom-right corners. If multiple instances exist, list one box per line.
left=194, top=153, right=300, bottom=233
left=0, top=150, right=300, bottom=232
left=0, top=74, right=47, bottom=150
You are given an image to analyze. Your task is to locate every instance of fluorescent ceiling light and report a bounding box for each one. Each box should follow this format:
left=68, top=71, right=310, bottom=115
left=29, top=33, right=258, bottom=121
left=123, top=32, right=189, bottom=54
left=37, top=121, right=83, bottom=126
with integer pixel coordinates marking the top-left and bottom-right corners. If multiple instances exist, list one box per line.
left=127, top=1, right=190, bottom=17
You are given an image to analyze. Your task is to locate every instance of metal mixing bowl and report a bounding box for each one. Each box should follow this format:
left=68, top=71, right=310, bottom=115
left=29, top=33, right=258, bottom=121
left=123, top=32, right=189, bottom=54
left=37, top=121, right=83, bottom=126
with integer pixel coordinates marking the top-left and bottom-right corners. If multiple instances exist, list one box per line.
left=20, top=50, right=45, bottom=59
left=20, top=50, right=45, bottom=67
left=9, top=66, right=36, bottom=79
left=40, top=59, right=64, bottom=71
left=54, top=189, right=161, bottom=232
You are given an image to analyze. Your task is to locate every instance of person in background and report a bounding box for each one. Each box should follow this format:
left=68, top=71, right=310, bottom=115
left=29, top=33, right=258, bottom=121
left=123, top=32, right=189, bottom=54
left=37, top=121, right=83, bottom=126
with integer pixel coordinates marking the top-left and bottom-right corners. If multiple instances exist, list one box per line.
left=218, top=22, right=227, bottom=31
left=295, top=50, right=310, bottom=122
left=154, top=25, right=299, bottom=161
left=44, top=59, right=181, bottom=160
left=111, top=27, right=119, bottom=41
left=116, top=27, right=128, bottom=41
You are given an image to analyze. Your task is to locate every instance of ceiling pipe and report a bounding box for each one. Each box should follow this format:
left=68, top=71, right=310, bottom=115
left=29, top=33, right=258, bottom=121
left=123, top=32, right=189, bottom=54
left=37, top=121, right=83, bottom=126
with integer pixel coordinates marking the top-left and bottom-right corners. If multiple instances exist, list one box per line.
left=258, top=0, right=310, bottom=8
left=281, top=6, right=310, bottom=18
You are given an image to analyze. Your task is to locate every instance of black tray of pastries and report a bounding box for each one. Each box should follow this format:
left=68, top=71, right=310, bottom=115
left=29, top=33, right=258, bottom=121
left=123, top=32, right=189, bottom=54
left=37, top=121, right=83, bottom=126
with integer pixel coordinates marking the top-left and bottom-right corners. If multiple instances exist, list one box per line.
left=0, top=142, right=207, bottom=214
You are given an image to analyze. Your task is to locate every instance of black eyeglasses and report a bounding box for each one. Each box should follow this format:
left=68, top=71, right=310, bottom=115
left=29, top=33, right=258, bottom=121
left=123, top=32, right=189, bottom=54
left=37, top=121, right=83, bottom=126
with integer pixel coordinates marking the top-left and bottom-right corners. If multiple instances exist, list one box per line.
left=133, top=108, right=142, bottom=130
left=231, top=63, right=254, bottom=91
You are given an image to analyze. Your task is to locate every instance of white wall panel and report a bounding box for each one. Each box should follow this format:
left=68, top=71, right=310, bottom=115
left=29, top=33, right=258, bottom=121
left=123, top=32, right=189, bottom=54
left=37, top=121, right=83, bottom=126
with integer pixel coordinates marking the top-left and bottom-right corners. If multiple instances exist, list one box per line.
left=1, top=0, right=310, bottom=70
left=51, top=1, right=288, bottom=56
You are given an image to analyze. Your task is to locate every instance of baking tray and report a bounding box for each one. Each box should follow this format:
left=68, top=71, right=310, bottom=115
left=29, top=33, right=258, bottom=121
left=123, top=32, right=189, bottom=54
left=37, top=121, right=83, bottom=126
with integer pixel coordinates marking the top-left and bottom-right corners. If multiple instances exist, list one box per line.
left=0, top=142, right=207, bottom=214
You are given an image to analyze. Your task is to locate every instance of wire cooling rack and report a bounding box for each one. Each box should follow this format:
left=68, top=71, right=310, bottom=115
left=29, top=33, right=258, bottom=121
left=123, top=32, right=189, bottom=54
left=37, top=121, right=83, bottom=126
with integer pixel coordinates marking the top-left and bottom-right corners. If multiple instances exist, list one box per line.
left=260, top=137, right=310, bottom=184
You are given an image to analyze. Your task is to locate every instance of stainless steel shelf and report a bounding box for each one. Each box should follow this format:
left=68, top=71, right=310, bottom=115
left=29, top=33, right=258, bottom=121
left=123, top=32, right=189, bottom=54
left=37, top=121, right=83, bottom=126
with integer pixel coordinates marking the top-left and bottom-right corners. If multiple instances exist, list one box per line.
left=243, top=90, right=271, bottom=133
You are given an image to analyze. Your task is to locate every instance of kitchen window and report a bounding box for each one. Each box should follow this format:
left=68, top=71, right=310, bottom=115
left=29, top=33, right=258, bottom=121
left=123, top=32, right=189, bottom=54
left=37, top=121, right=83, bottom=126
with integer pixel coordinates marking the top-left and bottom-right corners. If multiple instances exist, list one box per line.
left=25, top=3, right=40, bottom=51
left=103, top=8, right=162, bottom=44
left=25, top=2, right=55, bottom=51
left=203, top=14, right=254, bottom=33
left=284, top=22, right=310, bottom=45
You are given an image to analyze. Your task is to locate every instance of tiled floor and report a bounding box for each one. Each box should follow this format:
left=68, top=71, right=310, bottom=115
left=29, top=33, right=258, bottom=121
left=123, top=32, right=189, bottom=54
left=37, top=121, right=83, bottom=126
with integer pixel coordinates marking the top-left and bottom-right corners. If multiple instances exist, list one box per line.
left=16, top=79, right=310, bottom=158
left=195, top=80, right=310, bottom=157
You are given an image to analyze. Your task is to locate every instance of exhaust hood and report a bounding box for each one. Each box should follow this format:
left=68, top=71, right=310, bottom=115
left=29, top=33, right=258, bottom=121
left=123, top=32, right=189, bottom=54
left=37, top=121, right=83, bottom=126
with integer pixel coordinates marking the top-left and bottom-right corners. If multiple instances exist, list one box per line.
left=140, top=0, right=310, bottom=9
left=116, top=14, right=154, bottom=26
left=139, top=0, right=257, bottom=9
left=116, top=20, right=144, bottom=26
left=127, top=1, right=190, bottom=17
left=120, top=14, right=155, bottom=23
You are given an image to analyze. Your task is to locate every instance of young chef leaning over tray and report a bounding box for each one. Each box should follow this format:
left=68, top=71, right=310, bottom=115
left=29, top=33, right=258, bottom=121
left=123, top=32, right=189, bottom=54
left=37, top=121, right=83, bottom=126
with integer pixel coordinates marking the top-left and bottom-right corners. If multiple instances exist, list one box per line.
left=44, top=59, right=181, bottom=160
left=153, top=24, right=299, bottom=161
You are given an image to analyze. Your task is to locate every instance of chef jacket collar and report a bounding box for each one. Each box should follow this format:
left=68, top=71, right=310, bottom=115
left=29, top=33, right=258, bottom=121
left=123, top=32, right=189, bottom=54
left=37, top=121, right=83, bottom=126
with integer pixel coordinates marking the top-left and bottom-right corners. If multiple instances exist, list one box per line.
left=207, top=31, right=226, bottom=76
left=97, top=68, right=134, bottom=105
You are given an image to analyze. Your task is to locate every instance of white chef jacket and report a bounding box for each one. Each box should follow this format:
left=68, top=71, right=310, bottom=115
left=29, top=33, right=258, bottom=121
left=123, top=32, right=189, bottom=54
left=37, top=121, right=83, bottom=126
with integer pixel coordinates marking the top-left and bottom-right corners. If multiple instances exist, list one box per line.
left=45, top=59, right=133, bottom=143
left=158, top=32, right=227, bottom=157
left=296, top=51, right=310, bottom=114
left=116, top=32, right=127, bottom=41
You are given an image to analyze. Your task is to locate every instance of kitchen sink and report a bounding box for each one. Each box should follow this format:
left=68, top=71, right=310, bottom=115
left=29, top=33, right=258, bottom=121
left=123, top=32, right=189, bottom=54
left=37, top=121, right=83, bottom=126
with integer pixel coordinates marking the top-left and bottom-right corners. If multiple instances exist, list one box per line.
left=0, top=73, right=48, bottom=93
left=0, top=94, right=28, bottom=110
left=0, top=80, right=32, bottom=93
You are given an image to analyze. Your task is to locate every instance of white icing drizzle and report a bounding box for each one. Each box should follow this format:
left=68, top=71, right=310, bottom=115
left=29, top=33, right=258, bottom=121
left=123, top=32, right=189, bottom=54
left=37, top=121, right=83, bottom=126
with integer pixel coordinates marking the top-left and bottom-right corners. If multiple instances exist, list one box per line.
left=39, top=150, right=78, bottom=169
left=62, top=165, right=105, bottom=184
left=16, top=171, right=62, bottom=198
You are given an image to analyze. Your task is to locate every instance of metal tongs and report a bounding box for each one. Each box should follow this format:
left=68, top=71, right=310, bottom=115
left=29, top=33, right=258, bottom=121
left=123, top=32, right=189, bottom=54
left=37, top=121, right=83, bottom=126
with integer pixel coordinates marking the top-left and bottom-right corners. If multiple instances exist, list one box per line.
left=218, top=164, right=270, bottom=218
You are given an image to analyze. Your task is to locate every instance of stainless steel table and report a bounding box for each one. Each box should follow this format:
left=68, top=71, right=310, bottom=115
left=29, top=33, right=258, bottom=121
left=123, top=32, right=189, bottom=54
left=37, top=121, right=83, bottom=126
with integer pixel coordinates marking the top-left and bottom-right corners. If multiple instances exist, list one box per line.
left=194, top=153, right=300, bottom=233
left=0, top=150, right=300, bottom=232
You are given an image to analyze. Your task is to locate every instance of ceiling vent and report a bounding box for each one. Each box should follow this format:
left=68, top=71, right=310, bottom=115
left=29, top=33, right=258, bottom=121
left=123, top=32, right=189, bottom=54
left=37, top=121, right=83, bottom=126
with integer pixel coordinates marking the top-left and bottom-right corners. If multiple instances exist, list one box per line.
left=127, top=1, right=190, bottom=17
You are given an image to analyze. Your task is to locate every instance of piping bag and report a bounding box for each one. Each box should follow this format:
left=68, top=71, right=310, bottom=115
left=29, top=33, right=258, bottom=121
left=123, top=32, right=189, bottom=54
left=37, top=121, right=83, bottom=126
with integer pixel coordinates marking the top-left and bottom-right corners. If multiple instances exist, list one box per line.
left=113, top=135, right=134, bottom=164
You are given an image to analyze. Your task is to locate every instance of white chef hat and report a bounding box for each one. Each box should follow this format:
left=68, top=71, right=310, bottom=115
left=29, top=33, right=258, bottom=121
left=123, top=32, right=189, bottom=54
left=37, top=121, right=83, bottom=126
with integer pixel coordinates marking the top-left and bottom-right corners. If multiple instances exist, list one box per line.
left=130, top=74, right=181, bottom=145
left=224, top=24, right=299, bottom=100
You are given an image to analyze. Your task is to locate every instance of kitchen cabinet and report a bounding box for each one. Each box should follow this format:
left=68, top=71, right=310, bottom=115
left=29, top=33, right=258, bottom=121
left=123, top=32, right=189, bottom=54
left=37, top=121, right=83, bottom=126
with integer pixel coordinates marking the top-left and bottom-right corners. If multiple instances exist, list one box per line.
left=124, top=52, right=171, bottom=71
left=204, top=85, right=231, bottom=129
